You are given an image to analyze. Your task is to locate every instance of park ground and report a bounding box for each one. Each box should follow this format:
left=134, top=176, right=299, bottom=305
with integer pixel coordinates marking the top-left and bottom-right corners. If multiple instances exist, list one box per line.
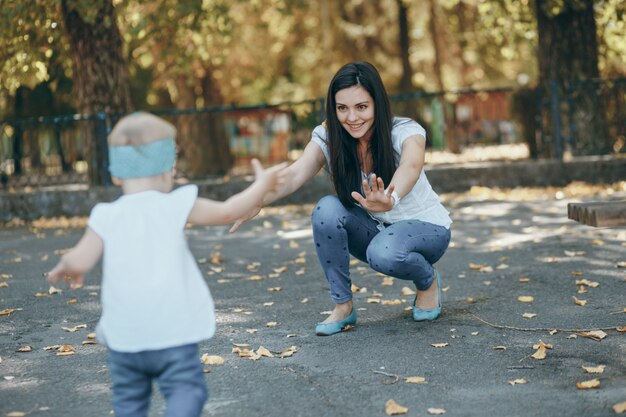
left=0, top=172, right=625, bottom=416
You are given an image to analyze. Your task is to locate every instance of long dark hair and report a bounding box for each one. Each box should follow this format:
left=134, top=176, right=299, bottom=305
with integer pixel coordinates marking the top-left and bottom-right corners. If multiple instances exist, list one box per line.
left=326, top=61, right=395, bottom=207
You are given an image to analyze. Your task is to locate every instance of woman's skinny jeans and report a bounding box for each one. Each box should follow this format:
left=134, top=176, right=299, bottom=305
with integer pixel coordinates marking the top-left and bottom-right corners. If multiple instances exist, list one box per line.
left=312, top=195, right=451, bottom=303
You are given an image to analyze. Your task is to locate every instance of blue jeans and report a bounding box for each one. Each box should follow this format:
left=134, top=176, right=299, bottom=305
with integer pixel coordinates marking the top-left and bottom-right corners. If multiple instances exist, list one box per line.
left=312, top=195, right=451, bottom=303
left=108, top=343, right=208, bottom=417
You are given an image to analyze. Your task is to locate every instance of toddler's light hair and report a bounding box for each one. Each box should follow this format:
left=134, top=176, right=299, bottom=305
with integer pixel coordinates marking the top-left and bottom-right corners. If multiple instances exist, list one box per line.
left=108, top=112, right=177, bottom=147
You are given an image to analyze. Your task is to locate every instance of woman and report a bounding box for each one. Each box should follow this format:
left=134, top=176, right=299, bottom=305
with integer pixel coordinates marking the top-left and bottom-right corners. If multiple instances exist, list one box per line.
left=236, top=61, right=452, bottom=336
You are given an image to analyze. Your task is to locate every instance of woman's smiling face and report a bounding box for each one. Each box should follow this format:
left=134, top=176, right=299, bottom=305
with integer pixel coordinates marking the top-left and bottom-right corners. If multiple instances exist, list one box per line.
left=335, top=85, right=375, bottom=141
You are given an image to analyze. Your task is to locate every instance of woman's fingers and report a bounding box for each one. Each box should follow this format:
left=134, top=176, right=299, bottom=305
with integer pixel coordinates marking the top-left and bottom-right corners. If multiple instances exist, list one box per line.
left=351, top=191, right=367, bottom=205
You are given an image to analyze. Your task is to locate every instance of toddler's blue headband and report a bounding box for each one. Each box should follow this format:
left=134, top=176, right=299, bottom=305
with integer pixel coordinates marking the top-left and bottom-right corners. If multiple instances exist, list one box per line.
left=108, top=138, right=176, bottom=179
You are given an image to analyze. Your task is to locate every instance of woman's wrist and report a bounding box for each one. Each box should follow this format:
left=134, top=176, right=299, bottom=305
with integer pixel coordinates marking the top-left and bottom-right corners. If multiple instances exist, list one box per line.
left=387, top=189, right=400, bottom=208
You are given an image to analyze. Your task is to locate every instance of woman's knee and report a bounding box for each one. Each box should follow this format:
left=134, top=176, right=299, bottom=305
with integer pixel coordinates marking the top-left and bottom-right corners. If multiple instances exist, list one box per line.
left=312, top=195, right=345, bottom=228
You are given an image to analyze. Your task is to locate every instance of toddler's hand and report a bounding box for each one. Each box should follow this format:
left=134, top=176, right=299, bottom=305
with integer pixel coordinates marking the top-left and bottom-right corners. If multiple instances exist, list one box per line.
left=47, top=263, right=84, bottom=289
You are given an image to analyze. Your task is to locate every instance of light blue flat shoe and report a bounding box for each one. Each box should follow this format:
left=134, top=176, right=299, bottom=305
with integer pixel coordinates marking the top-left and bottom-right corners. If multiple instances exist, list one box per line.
left=413, top=269, right=442, bottom=322
left=315, top=308, right=357, bottom=336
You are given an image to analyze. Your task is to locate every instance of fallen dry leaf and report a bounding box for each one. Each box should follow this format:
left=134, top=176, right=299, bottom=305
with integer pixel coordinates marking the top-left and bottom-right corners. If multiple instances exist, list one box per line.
left=381, top=277, right=394, bottom=286
left=573, top=296, right=587, bottom=306
left=570, top=271, right=584, bottom=276
left=519, top=277, right=530, bottom=283
left=267, top=287, right=281, bottom=292
left=0, top=282, right=8, bottom=288
left=575, top=279, right=599, bottom=288
left=576, top=378, right=600, bottom=389
left=582, top=365, right=605, bottom=374
left=431, top=343, right=449, bottom=348
left=6, top=412, right=26, bottom=417
left=16, top=345, right=32, bottom=352
left=257, top=346, right=274, bottom=358
left=381, top=299, right=403, bottom=305
left=385, top=399, right=408, bottom=415
left=0, top=309, right=16, bottom=316
left=613, top=401, right=626, bottom=413
left=492, top=346, right=507, bottom=350
left=469, top=263, right=485, bottom=270
left=246, top=275, right=263, bottom=281
left=531, top=341, right=551, bottom=360
left=405, top=376, right=427, bottom=384
left=279, top=346, right=297, bottom=358
left=210, top=252, right=222, bottom=265
left=496, top=264, right=509, bottom=270
left=508, top=378, right=528, bottom=385
left=366, top=297, right=381, bottom=304
left=67, top=298, right=78, bottom=304
left=266, top=322, right=279, bottom=328
left=427, top=408, right=446, bottom=415
left=401, top=287, right=415, bottom=296
left=300, top=298, right=309, bottom=304
left=522, top=313, right=537, bottom=319
left=578, top=330, right=607, bottom=341
left=518, top=296, right=534, bottom=303
left=200, top=354, right=225, bottom=365
left=62, top=324, right=87, bottom=332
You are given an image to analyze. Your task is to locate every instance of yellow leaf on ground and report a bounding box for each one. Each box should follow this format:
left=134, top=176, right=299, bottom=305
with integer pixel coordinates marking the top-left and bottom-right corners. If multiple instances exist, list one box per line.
left=531, top=341, right=551, bottom=360
left=508, top=378, right=528, bottom=385
left=576, top=279, right=599, bottom=287
left=0, top=309, right=15, bottom=316
left=300, top=298, right=309, bottom=304
left=381, top=277, right=394, bottom=286
left=576, top=379, right=600, bottom=389
left=210, top=253, right=222, bottom=265
left=280, top=346, right=297, bottom=358
left=263, top=302, right=274, bottom=307
left=427, top=408, right=446, bottom=415
left=62, top=324, right=87, bottom=332
left=617, top=326, right=626, bottom=332
left=246, top=329, right=258, bottom=334
left=573, top=297, right=587, bottom=306
left=381, top=299, right=403, bottom=305
left=289, top=240, right=299, bottom=248
left=257, top=346, right=274, bottom=358
left=67, top=298, right=78, bottom=304
left=385, top=399, right=408, bottom=415
left=405, top=376, right=427, bottom=384
left=431, top=343, right=449, bottom=348
left=469, top=263, right=485, bottom=270
left=582, top=365, right=605, bottom=374
left=492, top=346, right=507, bottom=350
left=267, top=287, right=281, bottom=292
left=570, top=271, right=584, bottom=276
left=246, top=275, right=263, bottom=281
left=7, top=412, right=27, bottom=417
left=266, top=322, right=279, bottom=328
left=48, top=286, right=59, bottom=294
left=480, top=266, right=494, bottom=273
left=295, top=268, right=306, bottom=276
left=578, top=330, right=607, bottom=341
left=613, top=401, right=626, bottom=413
left=16, top=345, right=33, bottom=352
left=0, top=282, right=8, bottom=288
left=496, top=264, right=509, bottom=269
left=518, top=296, right=534, bottom=303
left=273, top=266, right=288, bottom=273
left=200, top=354, right=225, bottom=365
left=401, top=287, right=415, bottom=296
left=519, top=277, right=530, bottom=283
left=366, top=298, right=381, bottom=304
left=522, top=313, right=537, bottom=319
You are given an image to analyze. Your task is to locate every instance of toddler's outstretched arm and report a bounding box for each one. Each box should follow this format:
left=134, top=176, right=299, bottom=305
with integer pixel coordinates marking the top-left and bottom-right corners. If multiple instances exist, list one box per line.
left=187, top=159, right=286, bottom=226
left=47, top=228, right=103, bottom=289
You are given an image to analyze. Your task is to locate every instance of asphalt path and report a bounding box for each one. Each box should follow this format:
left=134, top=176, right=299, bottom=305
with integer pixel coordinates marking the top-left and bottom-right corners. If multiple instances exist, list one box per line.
left=0, top=192, right=625, bottom=417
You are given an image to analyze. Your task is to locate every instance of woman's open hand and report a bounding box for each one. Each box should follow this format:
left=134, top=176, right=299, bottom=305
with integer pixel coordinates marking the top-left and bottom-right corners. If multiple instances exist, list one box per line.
left=351, top=174, right=395, bottom=212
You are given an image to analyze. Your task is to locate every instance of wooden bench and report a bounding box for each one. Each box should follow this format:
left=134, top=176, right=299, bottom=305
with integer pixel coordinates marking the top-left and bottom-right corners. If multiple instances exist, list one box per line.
left=567, top=201, right=626, bottom=227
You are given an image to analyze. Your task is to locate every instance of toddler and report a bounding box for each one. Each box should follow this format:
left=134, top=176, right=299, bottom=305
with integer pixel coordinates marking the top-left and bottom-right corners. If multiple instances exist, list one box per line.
left=47, top=112, right=285, bottom=416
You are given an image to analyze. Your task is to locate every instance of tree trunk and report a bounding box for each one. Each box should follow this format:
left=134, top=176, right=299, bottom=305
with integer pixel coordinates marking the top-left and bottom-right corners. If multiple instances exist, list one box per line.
left=535, top=0, right=611, bottom=156
left=60, top=0, right=133, bottom=184
left=173, top=73, right=232, bottom=178
left=397, top=0, right=412, bottom=93
left=428, top=0, right=455, bottom=152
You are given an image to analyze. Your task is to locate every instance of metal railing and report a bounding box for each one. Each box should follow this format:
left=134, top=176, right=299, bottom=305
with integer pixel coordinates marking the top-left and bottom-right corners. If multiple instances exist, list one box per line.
left=1, top=80, right=622, bottom=188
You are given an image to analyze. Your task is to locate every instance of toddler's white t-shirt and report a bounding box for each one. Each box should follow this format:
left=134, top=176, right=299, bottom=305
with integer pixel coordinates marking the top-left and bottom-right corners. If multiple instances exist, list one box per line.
left=88, top=185, right=215, bottom=352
